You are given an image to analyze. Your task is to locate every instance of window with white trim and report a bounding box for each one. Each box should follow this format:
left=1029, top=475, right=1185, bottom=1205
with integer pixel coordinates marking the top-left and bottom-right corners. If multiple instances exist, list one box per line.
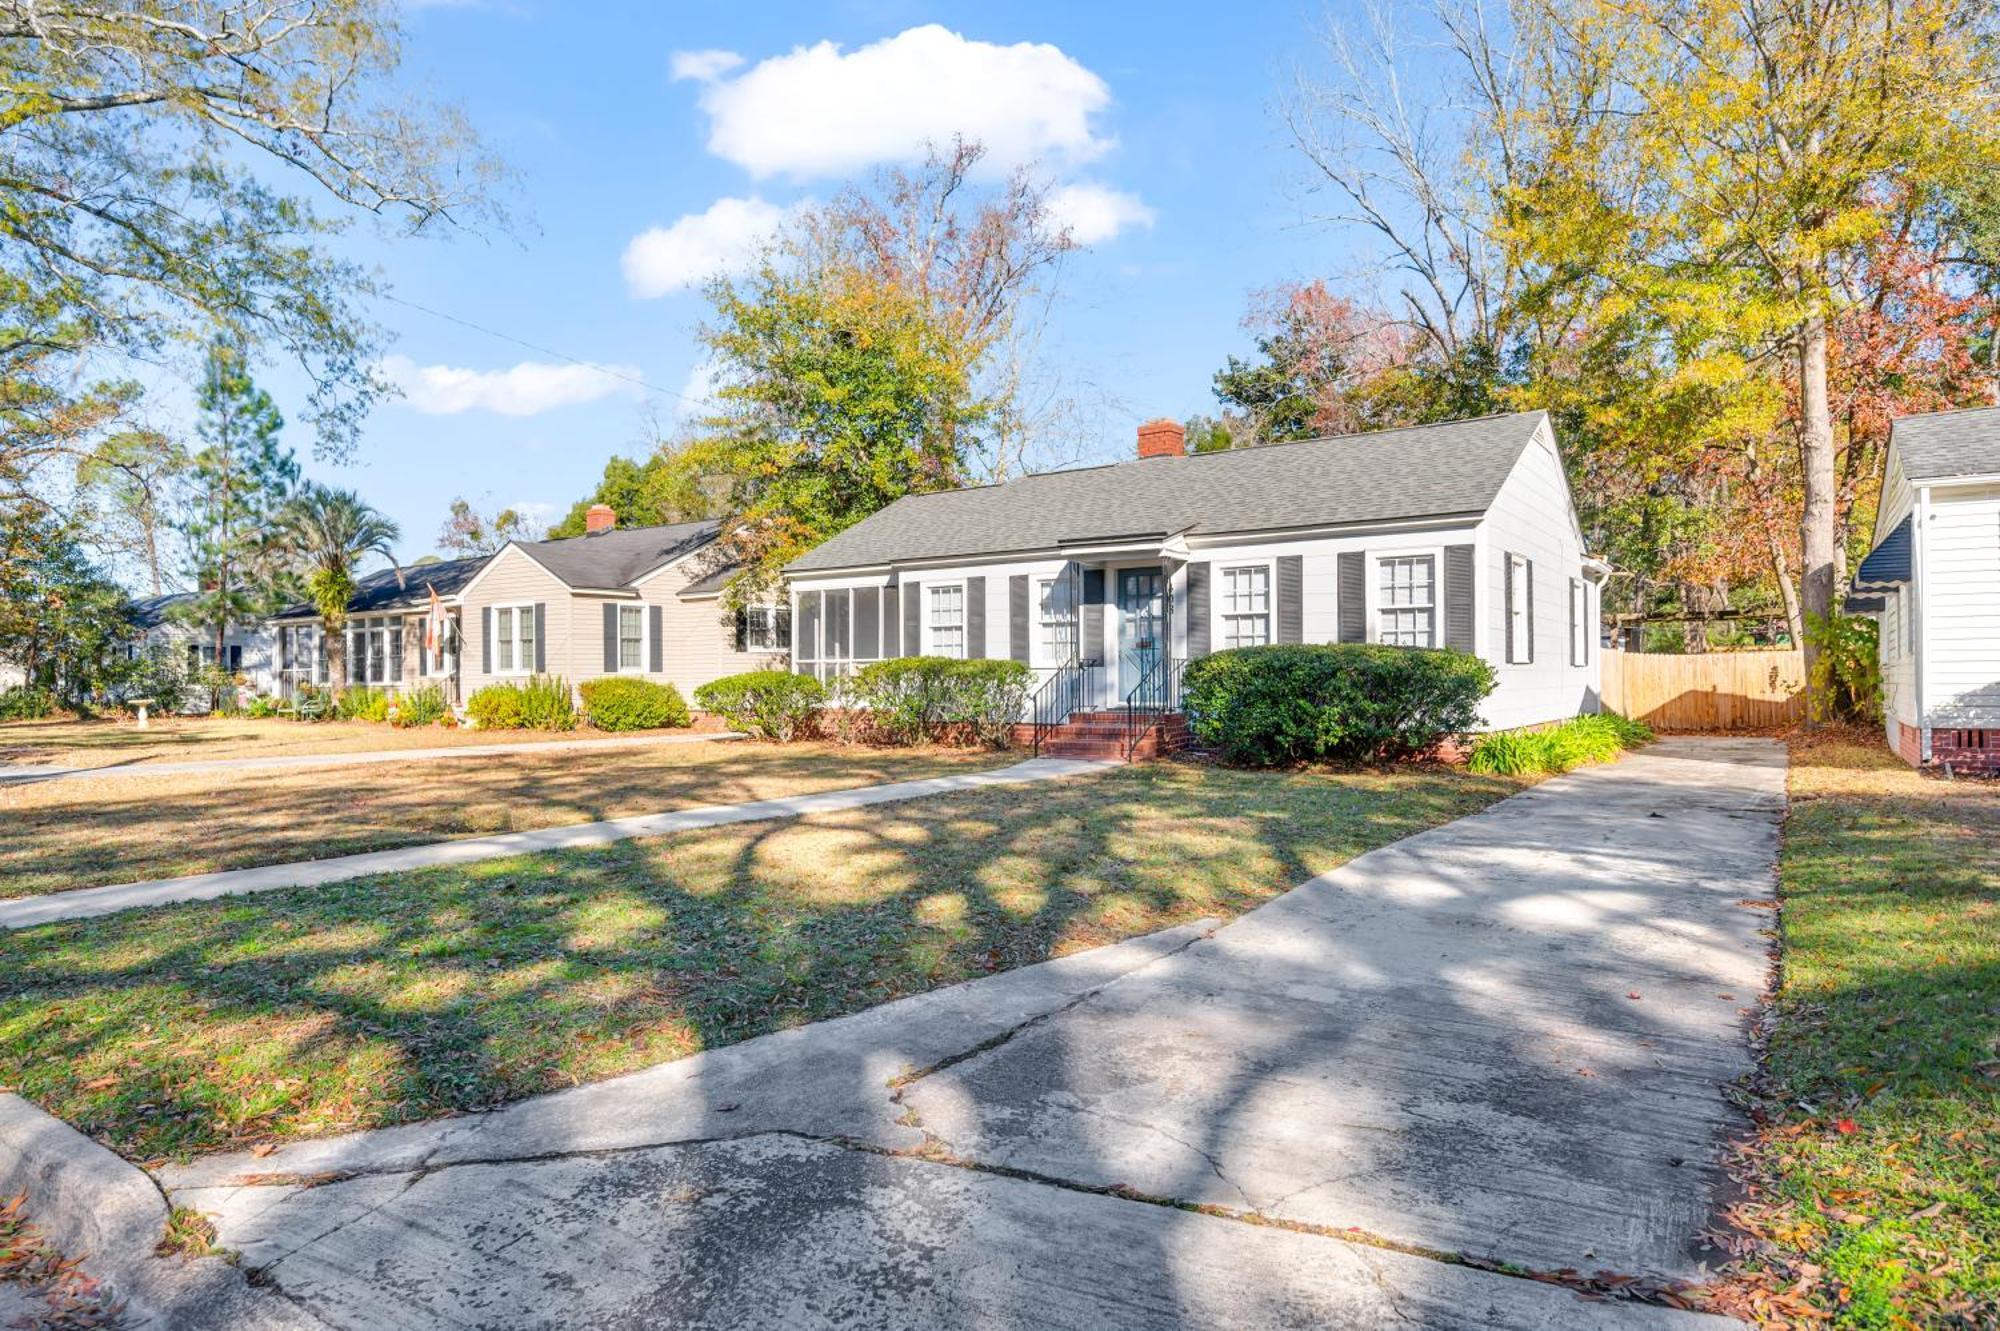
left=1569, top=578, right=1587, bottom=667
left=347, top=616, right=403, bottom=686
left=929, top=584, right=966, bottom=658
left=1506, top=554, right=1532, bottom=663
left=1037, top=576, right=1076, bottom=662
left=1220, top=565, right=1272, bottom=648
left=740, top=605, right=790, bottom=652
left=1378, top=556, right=1436, bottom=648
left=494, top=604, right=536, bottom=674
left=618, top=605, right=644, bottom=670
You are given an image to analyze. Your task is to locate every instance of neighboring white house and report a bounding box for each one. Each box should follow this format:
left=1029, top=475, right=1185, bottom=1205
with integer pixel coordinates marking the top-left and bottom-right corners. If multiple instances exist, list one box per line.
left=783, top=411, right=1608, bottom=753
left=126, top=592, right=281, bottom=703
left=1849, top=406, right=2000, bottom=774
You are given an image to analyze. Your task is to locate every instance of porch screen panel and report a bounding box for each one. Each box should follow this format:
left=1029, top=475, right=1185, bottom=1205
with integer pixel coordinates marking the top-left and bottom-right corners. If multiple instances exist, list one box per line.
left=1009, top=575, right=1030, bottom=663
left=1337, top=552, right=1366, bottom=643
left=1081, top=569, right=1106, bottom=665
left=965, top=576, right=987, bottom=659
left=825, top=589, right=852, bottom=666
left=900, top=582, right=920, bottom=658
left=1444, top=545, right=1476, bottom=652
left=1185, top=562, right=1210, bottom=659
left=855, top=587, right=880, bottom=662
left=1277, top=556, right=1304, bottom=644
left=796, top=591, right=821, bottom=677
left=882, top=586, right=900, bottom=657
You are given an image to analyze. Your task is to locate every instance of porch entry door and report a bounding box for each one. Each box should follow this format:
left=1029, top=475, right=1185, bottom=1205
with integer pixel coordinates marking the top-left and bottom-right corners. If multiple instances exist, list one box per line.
left=1116, top=566, right=1165, bottom=699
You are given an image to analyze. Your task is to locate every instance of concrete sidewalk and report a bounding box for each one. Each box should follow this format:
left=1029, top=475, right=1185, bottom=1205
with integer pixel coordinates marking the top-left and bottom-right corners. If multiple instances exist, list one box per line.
left=0, top=728, right=743, bottom=785
left=149, top=739, right=1779, bottom=1328
left=0, top=757, right=1113, bottom=930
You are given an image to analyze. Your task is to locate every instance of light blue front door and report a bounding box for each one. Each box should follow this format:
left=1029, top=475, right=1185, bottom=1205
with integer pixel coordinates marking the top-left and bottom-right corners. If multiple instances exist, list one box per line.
left=1117, top=567, right=1164, bottom=698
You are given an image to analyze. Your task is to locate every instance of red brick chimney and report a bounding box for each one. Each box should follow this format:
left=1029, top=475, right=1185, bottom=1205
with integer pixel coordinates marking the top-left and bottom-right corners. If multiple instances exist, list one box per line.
left=585, top=503, right=616, bottom=534
left=1136, top=418, right=1186, bottom=459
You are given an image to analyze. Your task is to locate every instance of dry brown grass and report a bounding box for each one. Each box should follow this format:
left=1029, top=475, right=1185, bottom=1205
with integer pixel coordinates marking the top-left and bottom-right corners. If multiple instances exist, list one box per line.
left=0, top=741, right=1008, bottom=897
left=0, top=714, right=727, bottom=771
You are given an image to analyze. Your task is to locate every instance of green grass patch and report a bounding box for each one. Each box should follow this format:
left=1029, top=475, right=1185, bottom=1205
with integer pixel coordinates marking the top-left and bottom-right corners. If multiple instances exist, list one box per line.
left=0, top=760, right=1520, bottom=1162
left=1466, top=712, right=1652, bottom=776
left=1722, top=732, right=2000, bottom=1327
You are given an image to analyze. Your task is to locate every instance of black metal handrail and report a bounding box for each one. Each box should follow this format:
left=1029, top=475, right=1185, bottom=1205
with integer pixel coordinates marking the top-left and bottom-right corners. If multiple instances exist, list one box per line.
left=1030, top=656, right=1087, bottom=756
left=1121, top=652, right=1184, bottom=760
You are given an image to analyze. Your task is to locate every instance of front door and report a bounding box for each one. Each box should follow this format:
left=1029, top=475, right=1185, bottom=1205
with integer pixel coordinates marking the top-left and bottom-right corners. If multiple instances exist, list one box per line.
left=1117, top=566, right=1164, bottom=699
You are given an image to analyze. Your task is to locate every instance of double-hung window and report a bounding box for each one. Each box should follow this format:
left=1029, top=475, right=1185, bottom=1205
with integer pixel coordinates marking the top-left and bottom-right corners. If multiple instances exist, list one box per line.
left=1378, top=556, right=1436, bottom=647
left=618, top=605, right=644, bottom=670
left=929, top=584, right=966, bottom=658
left=740, top=605, right=790, bottom=652
left=347, top=616, right=403, bottom=685
left=494, top=604, right=536, bottom=674
left=1037, top=576, right=1076, bottom=663
left=1220, top=565, right=1271, bottom=648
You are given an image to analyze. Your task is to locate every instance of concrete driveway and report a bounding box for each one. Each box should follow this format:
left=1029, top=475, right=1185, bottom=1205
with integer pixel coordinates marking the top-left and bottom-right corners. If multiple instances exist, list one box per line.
left=161, top=737, right=1783, bottom=1329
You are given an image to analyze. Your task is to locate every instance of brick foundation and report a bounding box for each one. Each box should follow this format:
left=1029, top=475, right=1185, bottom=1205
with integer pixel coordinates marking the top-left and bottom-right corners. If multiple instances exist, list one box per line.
left=1895, top=720, right=1924, bottom=768
left=1929, top=725, right=2000, bottom=774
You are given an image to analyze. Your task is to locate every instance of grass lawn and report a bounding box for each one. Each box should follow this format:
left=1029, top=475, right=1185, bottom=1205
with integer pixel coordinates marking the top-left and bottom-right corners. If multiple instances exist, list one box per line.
left=1721, top=731, right=1999, bottom=1328
left=0, top=714, right=725, bottom=770
left=0, top=759, right=1521, bottom=1162
left=0, top=741, right=1005, bottom=897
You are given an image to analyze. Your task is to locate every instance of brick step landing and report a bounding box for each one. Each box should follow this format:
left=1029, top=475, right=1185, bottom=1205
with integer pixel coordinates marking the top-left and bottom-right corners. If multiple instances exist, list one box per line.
left=1014, top=711, right=1190, bottom=763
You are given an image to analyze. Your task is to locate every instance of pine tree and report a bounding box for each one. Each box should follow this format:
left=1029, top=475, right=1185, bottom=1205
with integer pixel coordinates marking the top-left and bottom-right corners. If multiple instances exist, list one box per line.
left=179, top=340, right=298, bottom=669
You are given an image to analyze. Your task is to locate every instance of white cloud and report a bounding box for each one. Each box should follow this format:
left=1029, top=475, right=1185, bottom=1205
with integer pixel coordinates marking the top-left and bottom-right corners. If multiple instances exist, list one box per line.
left=670, top=48, right=744, bottom=83
left=673, top=357, right=723, bottom=420
left=1046, top=182, right=1156, bottom=245
left=622, top=195, right=791, bottom=298
left=379, top=355, right=641, bottom=417
left=692, top=25, right=1114, bottom=179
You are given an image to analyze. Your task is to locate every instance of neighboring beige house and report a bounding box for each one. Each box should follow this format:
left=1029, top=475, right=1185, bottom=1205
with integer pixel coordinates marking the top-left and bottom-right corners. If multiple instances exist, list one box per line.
left=456, top=506, right=789, bottom=704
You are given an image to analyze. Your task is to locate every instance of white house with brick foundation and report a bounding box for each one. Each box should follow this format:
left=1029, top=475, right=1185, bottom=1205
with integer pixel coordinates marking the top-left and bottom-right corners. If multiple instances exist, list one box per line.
left=783, top=411, right=1608, bottom=758
left=1850, top=406, right=2000, bottom=774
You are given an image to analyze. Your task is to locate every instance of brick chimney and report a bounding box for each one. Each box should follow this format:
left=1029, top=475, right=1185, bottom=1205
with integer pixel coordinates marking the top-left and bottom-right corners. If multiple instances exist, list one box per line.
left=1136, top=418, right=1186, bottom=460
left=585, top=503, right=616, bottom=534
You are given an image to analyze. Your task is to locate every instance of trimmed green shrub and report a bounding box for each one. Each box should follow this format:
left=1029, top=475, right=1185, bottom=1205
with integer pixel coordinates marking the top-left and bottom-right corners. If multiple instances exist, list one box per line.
left=336, top=685, right=391, bottom=723
left=517, top=674, right=577, bottom=731
left=1466, top=713, right=1653, bottom=776
left=0, top=685, right=59, bottom=721
left=244, top=694, right=281, bottom=719
left=392, top=684, right=450, bottom=729
left=850, top=657, right=1033, bottom=747
left=580, top=677, right=691, bottom=731
left=466, top=682, right=525, bottom=730
left=1181, top=643, right=1495, bottom=766
left=695, top=670, right=825, bottom=741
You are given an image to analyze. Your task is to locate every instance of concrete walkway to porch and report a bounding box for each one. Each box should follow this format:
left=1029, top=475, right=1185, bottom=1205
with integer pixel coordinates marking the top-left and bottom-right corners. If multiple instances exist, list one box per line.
left=0, top=757, right=1114, bottom=931
left=0, top=728, right=745, bottom=787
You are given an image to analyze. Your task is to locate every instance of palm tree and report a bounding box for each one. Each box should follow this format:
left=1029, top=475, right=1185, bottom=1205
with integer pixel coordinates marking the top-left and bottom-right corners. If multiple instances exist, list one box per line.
left=276, top=484, right=400, bottom=693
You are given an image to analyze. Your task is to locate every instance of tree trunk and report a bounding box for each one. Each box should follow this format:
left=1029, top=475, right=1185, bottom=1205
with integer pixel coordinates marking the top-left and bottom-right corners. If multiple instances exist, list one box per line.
left=325, top=620, right=346, bottom=697
left=1765, top=521, right=1804, bottom=647
left=1797, top=313, right=1837, bottom=724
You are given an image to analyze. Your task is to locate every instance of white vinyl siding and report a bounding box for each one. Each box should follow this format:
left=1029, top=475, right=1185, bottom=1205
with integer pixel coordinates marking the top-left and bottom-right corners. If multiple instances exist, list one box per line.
left=1378, top=556, right=1436, bottom=648
left=929, top=584, right=966, bottom=658
left=1220, top=564, right=1272, bottom=648
left=1921, top=483, right=2000, bottom=726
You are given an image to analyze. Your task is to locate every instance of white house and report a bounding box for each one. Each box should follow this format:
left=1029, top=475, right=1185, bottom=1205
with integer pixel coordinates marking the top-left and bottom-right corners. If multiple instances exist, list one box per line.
left=1850, top=406, right=2000, bottom=773
left=783, top=411, right=1608, bottom=756
left=126, top=593, right=281, bottom=703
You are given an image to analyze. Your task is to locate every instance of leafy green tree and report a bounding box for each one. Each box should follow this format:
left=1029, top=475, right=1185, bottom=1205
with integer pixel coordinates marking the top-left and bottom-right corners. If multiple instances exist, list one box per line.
left=275, top=484, right=400, bottom=692
left=0, top=505, right=132, bottom=704
left=545, top=438, right=728, bottom=539
left=179, top=341, right=297, bottom=662
left=74, top=426, right=189, bottom=595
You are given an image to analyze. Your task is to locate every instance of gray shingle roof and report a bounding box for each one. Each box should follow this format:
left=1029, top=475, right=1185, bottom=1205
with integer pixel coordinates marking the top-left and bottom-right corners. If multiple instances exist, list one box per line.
left=273, top=554, right=491, bottom=620
left=127, top=592, right=195, bottom=629
left=1892, top=406, right=2000, bottom=481
left=787, top=412, right=1547, bottom=573
left=516, top=520, right=720, bottom=588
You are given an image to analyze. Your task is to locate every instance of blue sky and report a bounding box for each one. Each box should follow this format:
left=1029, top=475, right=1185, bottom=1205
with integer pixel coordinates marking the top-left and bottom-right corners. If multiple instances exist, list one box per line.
left=253, top=1, right=1397, bottom=562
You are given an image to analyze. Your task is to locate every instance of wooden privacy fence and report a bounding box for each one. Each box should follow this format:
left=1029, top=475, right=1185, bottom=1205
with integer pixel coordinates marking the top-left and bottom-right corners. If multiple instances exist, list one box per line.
left=1600, top=647, right=1806, bottom=731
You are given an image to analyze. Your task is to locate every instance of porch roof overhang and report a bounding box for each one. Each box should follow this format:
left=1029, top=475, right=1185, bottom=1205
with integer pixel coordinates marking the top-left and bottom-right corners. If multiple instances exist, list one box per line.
left=1851, top=515, right=1913, bottom=593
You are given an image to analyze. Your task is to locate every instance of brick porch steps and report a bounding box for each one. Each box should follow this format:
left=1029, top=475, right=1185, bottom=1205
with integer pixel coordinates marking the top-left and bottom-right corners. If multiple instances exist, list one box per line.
left=1015, top=711, right=1190, bottom=763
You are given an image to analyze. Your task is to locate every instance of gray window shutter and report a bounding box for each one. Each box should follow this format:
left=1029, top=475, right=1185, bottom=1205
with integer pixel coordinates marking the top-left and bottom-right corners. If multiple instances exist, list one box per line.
left=481, top=607, right=492, bottom=674
left=1444, top=545, right=1475, bottom=652
left=883, top=585, right=900, bottom=656
left=603, top=602, right=618, bottom=672
left=734, top=608, right=748, bottom=652
left=1082, top=568, right=1106, bottom=664
left=965, top=575, right=987, bottom=658
left=797, top=591, right=821, bottom=664
left=1185, top=562, right=1210, bottom=658
left=1009, top=574, right=1030, bottom=663
left=1524, top=559, right=1535, bottom=662
left=1276, top=556, right=1303, bottom=644
left=901, top=581, right=920, bottom=656
left=533, top=603, right=547, bottom=673
left=1337, top=552, right=1365, bottom=643
left=648, top=605, right=663, bottom=673
left=856, top=586, right=881, bottom=662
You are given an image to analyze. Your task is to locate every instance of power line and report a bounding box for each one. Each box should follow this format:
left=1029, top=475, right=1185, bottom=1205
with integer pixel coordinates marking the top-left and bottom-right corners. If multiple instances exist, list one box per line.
left=377, top=291, right=704, bottom=406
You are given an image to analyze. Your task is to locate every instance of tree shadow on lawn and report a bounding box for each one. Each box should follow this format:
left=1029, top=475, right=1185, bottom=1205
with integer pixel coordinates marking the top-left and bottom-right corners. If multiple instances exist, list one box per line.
left=0, top=744, right=1001, bottom=897
left=0, top=763, right=1507, bottom=1163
